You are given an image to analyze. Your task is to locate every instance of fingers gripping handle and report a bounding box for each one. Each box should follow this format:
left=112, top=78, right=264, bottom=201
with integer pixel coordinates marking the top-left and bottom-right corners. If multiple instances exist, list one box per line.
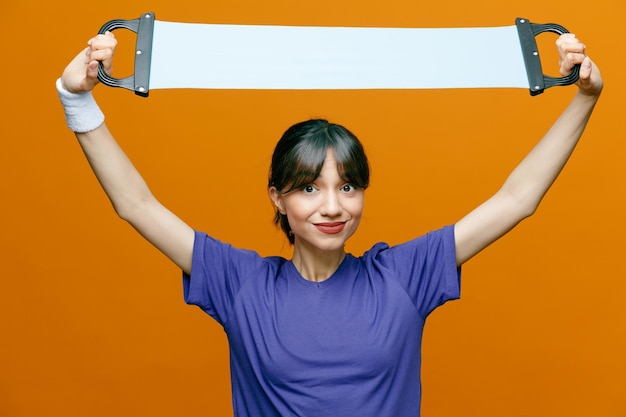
left=516, top=17, right=581, bottom=96
left=97, top=12, right=155, bottom=97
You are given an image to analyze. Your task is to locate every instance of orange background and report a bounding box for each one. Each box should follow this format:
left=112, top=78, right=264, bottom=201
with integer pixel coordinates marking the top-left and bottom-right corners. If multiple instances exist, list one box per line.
left=1, top=0, right=625, bottom=416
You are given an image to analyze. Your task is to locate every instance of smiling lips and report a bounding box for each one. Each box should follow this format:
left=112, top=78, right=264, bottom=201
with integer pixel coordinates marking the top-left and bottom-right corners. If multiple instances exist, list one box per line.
left=314, top=222, right=346, bottom=234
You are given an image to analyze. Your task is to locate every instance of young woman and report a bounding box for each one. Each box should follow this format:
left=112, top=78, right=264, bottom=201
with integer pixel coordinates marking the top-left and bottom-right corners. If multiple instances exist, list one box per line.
left=57, top=30, right=602, bottom=417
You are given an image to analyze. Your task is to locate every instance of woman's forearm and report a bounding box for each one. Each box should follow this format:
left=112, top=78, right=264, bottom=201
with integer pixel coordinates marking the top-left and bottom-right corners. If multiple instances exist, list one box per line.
left=76, top=123, right=155, bottom=222
left=500, top=90, right=600, bottom=216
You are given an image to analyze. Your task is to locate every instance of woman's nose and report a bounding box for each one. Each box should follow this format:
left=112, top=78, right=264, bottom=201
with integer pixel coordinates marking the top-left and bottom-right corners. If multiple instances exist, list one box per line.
left=319, top=190, right=342, bottom=217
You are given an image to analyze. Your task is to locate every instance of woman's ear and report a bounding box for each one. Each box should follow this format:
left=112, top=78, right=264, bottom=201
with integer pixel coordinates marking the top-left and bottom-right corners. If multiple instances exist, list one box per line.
left=268, top=187, right=286, bottom=215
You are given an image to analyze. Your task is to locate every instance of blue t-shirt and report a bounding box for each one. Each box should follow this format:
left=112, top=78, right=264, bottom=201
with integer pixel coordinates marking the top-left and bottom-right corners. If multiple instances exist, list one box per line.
left=183, top=225, right=460, bottom=417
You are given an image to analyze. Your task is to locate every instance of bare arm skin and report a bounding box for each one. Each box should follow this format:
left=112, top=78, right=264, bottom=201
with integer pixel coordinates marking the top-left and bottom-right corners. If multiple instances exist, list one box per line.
left=61, top=33, right=195, bottom=274
left=454, top=34, right=603, bottom=266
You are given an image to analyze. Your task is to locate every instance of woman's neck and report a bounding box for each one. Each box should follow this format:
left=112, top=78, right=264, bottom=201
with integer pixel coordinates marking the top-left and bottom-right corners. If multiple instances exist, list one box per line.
left=291, top=244, right=346, bottom=283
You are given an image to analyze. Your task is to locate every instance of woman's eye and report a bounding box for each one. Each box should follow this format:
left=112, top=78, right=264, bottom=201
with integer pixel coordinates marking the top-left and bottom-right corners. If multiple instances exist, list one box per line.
left=303, top=185, right=316, bottom=193
left=341, top=184, right=356, bottom=192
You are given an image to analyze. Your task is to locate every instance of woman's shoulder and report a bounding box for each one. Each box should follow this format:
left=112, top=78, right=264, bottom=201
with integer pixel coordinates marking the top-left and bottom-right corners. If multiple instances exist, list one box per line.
left=358, top=225, right=455, bottom=264
left=194, top=230, right=290, bottom=270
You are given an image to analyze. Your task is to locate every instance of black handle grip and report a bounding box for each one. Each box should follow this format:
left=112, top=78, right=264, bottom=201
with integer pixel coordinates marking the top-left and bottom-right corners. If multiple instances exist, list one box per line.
left=97, top=12, right=155, bottom=97
left=516, top=17, right=581, bottom=96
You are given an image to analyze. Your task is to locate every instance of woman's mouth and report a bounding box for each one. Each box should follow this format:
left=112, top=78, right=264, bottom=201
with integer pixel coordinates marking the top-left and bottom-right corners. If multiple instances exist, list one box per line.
left=314, top=222, right=346, bottom=234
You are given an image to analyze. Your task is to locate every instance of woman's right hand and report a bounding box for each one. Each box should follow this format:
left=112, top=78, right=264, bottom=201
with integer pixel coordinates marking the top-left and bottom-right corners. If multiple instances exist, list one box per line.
left=61, top=31, right=117, bottom=94
left=556, top=33, right=603, bottom=98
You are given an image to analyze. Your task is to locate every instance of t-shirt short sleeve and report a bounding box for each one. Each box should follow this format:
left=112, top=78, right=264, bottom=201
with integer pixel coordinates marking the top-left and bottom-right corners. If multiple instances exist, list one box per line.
left=182, top=231, right=267, bottom=326
left=365, top=225, right=461, bottom=319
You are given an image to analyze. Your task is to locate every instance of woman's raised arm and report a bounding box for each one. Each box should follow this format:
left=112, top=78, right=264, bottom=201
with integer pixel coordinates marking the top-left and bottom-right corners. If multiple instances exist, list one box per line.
left=454, top=34, right=603, bottom=266
left=58, top=32, right=195, bottom=274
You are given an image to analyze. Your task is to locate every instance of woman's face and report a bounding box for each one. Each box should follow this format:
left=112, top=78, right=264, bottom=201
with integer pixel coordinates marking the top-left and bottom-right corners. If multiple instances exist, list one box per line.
left=269, top=148, right=364, bottom=254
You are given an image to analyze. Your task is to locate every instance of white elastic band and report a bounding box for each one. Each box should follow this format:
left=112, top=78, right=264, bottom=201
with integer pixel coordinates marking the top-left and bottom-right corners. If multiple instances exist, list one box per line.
left=56, top=78, right=105, bottom=133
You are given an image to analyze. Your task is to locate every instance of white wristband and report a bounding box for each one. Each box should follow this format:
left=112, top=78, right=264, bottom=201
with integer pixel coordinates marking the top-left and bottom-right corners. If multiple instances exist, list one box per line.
left=56, top=78, right=105, bottom=133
